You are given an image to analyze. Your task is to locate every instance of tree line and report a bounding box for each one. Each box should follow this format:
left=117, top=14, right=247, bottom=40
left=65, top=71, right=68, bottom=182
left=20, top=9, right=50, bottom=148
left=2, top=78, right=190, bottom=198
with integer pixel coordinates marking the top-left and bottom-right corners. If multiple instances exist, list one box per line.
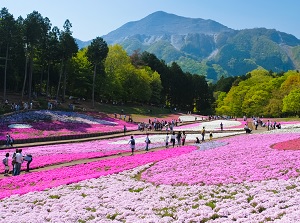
left=213, top=69, right=300, bottom=117
left=0, top=8, right=212, bottom=114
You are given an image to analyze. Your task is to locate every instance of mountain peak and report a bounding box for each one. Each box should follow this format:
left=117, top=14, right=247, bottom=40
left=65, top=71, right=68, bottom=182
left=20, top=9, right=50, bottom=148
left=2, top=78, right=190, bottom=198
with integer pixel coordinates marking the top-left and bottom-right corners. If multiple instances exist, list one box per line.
left=103, top=11, right=232, bottom=43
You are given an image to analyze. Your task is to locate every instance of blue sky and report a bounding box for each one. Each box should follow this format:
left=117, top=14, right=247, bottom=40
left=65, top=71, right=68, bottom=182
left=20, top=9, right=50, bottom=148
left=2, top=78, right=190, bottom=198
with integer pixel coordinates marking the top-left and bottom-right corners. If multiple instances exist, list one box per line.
left=2, top=0, right=300, bottom=41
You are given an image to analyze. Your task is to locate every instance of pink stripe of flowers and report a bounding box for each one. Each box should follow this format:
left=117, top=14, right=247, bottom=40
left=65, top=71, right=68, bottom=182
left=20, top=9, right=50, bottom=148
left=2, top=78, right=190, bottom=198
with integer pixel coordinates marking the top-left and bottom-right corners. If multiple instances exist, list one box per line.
left=0, top=146, right=196, bottom=199
left=0, top=135, right=164, bottom=170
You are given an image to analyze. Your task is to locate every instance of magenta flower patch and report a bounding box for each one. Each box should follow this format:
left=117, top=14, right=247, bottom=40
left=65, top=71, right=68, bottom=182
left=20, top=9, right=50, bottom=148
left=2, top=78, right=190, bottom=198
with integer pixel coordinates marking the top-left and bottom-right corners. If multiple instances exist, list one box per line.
left=0, top=146, right=196, bottom=199
left=272, top=137, right=300, bottom=150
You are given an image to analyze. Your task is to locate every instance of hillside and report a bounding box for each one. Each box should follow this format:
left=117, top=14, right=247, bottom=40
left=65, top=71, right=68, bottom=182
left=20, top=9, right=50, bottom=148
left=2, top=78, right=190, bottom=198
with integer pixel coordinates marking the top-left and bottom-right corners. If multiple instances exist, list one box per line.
left=76, top=11, right=300, bottom=81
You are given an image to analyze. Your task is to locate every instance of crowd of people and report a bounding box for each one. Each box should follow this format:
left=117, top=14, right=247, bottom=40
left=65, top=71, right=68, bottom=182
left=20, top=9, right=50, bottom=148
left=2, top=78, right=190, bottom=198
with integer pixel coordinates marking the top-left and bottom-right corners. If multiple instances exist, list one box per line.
left=2, top=149, right=32, bottom=177
left=243, top=117, right=282, bottom=133
left=137, top=118, right=180, bottom=132
left=2, top=99, right=34, bottom=112
left=127, top=127, right=216, bottom=156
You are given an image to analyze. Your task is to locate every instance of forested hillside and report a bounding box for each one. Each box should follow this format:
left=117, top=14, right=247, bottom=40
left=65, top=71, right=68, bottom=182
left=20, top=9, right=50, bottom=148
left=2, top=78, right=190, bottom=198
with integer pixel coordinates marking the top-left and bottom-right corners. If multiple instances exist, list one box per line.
left=214, top=70, right=300, bottom=117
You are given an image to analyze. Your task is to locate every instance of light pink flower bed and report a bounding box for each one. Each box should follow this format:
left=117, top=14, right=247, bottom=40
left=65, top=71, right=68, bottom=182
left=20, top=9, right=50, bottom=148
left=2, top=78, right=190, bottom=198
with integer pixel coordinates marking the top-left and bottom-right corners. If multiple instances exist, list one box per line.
left=141, top=133, right=300, bottom=185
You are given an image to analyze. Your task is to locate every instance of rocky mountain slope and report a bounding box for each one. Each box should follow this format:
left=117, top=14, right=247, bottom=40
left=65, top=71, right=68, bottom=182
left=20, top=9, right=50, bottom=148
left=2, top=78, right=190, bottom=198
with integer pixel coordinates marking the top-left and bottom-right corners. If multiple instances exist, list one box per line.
left=77, top=11, right=300, bottom=81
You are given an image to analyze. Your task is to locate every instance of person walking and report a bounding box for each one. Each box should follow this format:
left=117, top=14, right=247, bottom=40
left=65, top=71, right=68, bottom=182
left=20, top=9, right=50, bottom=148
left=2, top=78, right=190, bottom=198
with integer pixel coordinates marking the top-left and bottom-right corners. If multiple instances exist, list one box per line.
left=128, top=136, right=135, bottom=156
left=145, top=133, right=150, bottom=151
left=3, top=153, right=9, bottom=176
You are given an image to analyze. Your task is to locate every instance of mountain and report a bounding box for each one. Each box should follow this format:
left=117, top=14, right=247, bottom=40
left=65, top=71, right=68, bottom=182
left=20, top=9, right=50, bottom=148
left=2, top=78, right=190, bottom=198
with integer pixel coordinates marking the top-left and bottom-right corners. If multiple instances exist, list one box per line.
left=77, top=11, right=300, bottom=81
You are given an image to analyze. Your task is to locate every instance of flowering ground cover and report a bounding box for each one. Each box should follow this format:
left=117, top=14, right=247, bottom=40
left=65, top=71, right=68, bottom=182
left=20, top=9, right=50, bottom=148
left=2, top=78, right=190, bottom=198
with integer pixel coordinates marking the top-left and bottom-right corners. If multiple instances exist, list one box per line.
left=0, top=146, right=196, bottom=199
left=0, top=131, right=242, bottom=171
left=1, top=164, right=300, bottom=222
left=1, top=135, right=155, bottom=170
left=1, top=119, right=300, bottom=222
left=141, top=132, right=300, bottom=185
left=0, top=110, right=136, bottom=141
left=272, top=137, right=300, bottom=150
left=174, top=120, right=245, bottom=131
left=133, top=113, right=181, bottom=123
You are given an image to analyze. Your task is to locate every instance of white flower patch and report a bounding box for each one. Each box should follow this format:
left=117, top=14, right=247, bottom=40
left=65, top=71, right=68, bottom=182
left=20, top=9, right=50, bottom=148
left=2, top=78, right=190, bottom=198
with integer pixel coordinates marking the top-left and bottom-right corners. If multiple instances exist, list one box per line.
left=281, top=123, right=300, bottom=129
left=179, top=115, right=201, bottom=122
left=8, top=124, right=32, bottom=129
left=175, top=120, right=243, bottom=131
left=261, top=126, right=300, bottom=134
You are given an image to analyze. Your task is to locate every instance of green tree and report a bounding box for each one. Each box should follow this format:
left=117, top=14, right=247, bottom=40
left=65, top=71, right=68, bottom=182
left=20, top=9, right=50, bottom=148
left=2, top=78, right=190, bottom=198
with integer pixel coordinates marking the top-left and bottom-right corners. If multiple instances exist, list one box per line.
left=282, top=88, right=300, bottom=115
left=0, top=8, right=16, bottom=101
left=104, top=45, right=131, bottom=101
left=23, top=11, right=51, bottom=100
left=86, top=37, right=108, bottom=107
left=56, top=19, right=78, bottom=101
left=149, top=70, right=163, bottom=104
left=69, top=48, right=92, bottom=98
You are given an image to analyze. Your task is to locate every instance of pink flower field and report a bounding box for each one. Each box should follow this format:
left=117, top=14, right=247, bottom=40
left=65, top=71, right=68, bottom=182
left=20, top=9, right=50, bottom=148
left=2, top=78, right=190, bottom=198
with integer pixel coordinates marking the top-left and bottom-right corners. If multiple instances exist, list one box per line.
left=0, top=110, right=136, bottom=141
left=141, top=133, right=300, bottom=185
left=1, top=116, right=300, bottom=222
left=0, top=134, right=178, bottom=171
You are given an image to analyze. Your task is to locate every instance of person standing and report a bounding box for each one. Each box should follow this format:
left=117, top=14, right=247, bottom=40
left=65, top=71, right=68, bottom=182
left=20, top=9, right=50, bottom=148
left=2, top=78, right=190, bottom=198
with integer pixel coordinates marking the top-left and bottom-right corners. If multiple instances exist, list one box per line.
left=123, top=125, right=127, bottom=135
left=145, top=133, right=150, bottom=151
left=9, top=135, right=14, bottom=147
left=209, top=132, right=213, bottom=141
left=14, top=149, right=23, bottom=176
left=3, top=153, right=9, bottom=176
left=128, top=136, right=135, bottom=156
left=220, top=122, right=223, bottom=131
left=201, top=127, right=206, bottom=142
left=171, top=132, right=176, bottom=148
left=165, top=133, right=169, bottom=148
left=182, top=131, right=186, bottom=146
left=254, top=120, right=258, bottom=130
left=5, top=133, right=10, bottom=147
left=176, top=131, right=182, bottom=146
left=11, top=149, right=17, bottom=175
